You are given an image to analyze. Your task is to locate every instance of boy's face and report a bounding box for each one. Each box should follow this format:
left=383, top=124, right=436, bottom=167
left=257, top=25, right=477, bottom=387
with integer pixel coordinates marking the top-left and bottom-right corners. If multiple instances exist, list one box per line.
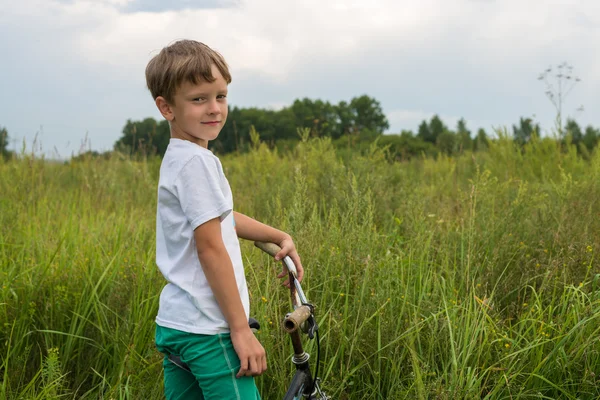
left=156, top=64, right=229, bottom=148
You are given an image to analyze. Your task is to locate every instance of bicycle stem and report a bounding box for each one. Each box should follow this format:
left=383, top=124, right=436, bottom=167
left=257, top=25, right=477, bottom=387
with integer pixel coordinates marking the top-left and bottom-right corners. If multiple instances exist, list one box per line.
left=290, top=330, right=308, bottom=362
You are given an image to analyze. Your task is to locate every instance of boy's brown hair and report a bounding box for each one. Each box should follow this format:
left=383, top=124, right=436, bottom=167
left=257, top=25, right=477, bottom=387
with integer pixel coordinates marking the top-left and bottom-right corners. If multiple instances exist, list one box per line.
left=145, top=40, right=232, bottom=104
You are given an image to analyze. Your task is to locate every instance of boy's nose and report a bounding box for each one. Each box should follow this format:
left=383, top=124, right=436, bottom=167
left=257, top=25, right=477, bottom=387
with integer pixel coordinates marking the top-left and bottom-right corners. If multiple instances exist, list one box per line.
left=207, top=99, right=221, bottom=114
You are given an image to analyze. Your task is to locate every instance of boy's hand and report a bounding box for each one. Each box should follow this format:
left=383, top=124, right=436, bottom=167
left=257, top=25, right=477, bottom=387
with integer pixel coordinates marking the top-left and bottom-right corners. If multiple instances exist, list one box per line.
left=275, top=235, right=304, bottom=285
left=231, top=327, right=267, bottom=378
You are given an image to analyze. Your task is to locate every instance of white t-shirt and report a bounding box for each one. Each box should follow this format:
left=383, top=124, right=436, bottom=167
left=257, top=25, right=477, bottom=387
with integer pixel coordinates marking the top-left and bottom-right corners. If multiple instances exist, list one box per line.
left=155, top=138, right=249, bottom=334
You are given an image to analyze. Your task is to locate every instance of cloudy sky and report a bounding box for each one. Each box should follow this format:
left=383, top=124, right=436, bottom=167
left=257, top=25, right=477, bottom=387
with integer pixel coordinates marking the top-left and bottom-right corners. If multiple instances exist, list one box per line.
left=1, top=0, right=598, bottom=158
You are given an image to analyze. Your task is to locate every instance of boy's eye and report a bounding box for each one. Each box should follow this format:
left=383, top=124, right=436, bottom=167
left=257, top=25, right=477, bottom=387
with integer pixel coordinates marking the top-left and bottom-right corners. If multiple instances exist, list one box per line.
left=217, top=94, right=227, bottom=99
left=192, top=97, right=205, bottom=102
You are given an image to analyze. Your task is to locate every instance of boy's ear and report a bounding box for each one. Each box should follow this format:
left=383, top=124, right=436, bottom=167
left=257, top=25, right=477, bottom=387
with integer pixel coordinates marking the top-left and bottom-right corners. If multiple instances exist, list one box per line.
left=155, top=96, right=175, bottom=121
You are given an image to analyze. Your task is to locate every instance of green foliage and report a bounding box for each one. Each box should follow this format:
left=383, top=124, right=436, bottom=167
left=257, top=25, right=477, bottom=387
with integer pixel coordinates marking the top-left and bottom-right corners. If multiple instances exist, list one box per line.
left=347, top=95, right=389, bottom=134
left=113, top=92, right=600, bottom=161
left=417, top=115, right=447, bottom=144
left=114, top=118, right=170, bottom=156
left=436, top=130, right=455, bottom=155
left=565, top=118, right=583, bottom=146
left=1, top=126, right=13, bottom=159
left=116, top=96, right=389, bottom=156
left=513, top=117, right=541, bottom=146
left=582, top=125, right=599, bottom=151
left=474, top=128, right=489, bottom=151
left=455, top=118, right=472, bottom=152
left=1, top=136, right=600, bottom=399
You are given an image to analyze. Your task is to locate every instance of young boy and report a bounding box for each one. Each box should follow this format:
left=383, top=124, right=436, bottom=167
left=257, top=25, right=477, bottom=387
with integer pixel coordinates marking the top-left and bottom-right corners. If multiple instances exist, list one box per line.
left=146, top=39, right=304, bottom=399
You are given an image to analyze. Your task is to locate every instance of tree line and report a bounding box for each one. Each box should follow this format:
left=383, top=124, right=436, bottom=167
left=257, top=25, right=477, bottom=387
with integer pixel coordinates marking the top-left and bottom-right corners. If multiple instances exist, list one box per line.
left=112, top=95, right=390, bottom=155
left=109, top=94, right=599, bottom=159
left=1, top=95, right=599, bottom=161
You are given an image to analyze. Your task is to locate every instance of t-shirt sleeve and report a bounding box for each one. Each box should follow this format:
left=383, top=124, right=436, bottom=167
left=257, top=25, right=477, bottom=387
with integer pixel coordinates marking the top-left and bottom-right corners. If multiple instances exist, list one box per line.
left=174, top=155, right=231, bottom=230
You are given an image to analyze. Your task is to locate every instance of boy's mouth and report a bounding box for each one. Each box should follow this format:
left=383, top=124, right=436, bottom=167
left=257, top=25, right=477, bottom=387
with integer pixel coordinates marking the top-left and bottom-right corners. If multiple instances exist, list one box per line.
left=202, top=121, right=221, bottom=126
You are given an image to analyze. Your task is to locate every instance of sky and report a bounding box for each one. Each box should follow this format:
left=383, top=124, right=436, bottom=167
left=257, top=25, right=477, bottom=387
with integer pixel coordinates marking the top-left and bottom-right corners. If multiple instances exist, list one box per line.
left=1, top=0, right=599, bottom=158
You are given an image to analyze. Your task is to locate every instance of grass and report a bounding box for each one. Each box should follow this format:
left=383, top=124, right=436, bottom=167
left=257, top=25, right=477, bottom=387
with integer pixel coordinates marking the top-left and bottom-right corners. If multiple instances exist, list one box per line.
left=0, top=134, right=599, bottom=399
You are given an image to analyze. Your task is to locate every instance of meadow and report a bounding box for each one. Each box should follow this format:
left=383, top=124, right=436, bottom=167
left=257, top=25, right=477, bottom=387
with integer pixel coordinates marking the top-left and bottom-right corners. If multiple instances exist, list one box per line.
left=1, top=133, right=599, bottom=399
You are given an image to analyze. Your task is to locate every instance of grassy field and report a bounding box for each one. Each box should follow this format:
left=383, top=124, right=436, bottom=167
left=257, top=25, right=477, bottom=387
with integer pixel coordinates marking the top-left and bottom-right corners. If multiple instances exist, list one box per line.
left=1, top=134, right=599, bottom=399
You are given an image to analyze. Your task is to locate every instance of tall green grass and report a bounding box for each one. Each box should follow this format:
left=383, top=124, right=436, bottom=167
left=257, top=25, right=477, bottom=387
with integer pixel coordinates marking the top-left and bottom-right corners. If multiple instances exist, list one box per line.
left=1, top=135, right=598, bottom=399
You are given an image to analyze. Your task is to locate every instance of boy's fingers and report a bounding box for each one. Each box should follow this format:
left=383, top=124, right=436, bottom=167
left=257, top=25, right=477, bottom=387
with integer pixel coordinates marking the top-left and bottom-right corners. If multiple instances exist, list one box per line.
left=248, top=357, right=257, bottom=376
left=259, top=357, right=267, bottom=375
left=236, top=358, right=249, bottom=378
left=249, top=356, right=265, bottom=376
left=274, top=250, right=286, bottom=261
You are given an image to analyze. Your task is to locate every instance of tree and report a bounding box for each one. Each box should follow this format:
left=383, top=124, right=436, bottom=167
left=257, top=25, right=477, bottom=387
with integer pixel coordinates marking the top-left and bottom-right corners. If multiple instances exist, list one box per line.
left=474, top=128, right=489, bottom=151
left=348, top=95, right=389, bottom=135
left=114, top=118, right=170, bottom=156
left=1, top=126, right=11, bottom=159
left=429, top=115, right=446, bottom=143
left=289, top=98, right=339, bottom=138
left=513, top=117, right=540, bottom=145
left=417, top=115, right=446, bottom=144
left=436, top=131, right=455, bottom=155
left=564, top=118, right=583, bottom=146
left=417, top=121, right=433, bottom=143
left=455, top=118, right=472, bottom=152
left=582, top=126, right=599, bottom=151
left=336, top=101, right=354, bottom=137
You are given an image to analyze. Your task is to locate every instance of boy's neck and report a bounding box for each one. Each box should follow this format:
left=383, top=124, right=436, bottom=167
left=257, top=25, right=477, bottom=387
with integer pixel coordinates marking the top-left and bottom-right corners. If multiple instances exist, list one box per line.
left=171, top=132, right=209, bottom=149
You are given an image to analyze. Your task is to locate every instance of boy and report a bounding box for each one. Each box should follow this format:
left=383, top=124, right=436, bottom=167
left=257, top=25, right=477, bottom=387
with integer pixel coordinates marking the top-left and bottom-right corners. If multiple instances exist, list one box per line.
left=146, top=39, right=304, bottom=399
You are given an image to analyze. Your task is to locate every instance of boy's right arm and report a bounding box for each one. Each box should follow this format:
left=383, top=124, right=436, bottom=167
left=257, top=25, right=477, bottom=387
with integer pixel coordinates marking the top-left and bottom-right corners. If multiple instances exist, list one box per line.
left=194, top=217, right=267, bottom=378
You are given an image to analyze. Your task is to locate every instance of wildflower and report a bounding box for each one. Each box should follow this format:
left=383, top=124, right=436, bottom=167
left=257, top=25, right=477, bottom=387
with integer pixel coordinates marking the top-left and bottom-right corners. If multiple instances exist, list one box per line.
left=523, top=303, right=528, bottom=307
left=261, top=296, right=268, bottom=303
left=505, top=343, right=511, bottom=348
left=587, top=245, right=593, bottom=253
left=476, top=283, right=482, bottom=288
left=536, top=263, right=541, bottom=268
left=340, top=293, right=345, bottom=297
left=543, top=249, right=548, bottom=253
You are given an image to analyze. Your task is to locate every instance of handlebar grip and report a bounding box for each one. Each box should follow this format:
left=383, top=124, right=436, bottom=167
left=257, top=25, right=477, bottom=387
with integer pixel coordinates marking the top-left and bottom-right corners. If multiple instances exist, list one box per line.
left=254, top=241, right=281, bottom=257
left=283, top=305, right=312, bottom=333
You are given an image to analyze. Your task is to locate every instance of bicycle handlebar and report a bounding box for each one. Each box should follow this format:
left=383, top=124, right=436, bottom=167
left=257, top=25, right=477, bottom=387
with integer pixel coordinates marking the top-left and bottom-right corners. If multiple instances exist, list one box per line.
left=254, top=241, right=281, bottom=257
left=283, top=305, right=312, bottom=333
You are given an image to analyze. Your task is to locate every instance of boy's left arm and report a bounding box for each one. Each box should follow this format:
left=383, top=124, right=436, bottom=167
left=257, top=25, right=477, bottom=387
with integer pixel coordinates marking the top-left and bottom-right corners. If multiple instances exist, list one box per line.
left=233, top=211, right=304, bottom=283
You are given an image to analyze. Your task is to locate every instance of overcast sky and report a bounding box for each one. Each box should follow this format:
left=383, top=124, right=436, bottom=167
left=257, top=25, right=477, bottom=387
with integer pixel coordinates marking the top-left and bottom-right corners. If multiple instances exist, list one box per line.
left=1, top=0, right=598, bottom=158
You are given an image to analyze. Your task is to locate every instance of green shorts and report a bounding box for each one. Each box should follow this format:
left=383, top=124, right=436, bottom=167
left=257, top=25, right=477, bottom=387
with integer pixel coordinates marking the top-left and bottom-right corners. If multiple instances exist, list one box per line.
left=155, top=324, right=261, bottom=400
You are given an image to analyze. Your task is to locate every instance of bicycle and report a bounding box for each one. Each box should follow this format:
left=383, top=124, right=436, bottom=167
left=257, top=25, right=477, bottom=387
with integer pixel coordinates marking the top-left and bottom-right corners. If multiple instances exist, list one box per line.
left=167, top=241, right=329, bottom=399
left=255, top=241, right=329, bottom=400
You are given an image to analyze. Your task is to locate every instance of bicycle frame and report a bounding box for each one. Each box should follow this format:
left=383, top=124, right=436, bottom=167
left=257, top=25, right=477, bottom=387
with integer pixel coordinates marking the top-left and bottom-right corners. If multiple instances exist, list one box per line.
left=254, top=241, right=328, bottom=400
